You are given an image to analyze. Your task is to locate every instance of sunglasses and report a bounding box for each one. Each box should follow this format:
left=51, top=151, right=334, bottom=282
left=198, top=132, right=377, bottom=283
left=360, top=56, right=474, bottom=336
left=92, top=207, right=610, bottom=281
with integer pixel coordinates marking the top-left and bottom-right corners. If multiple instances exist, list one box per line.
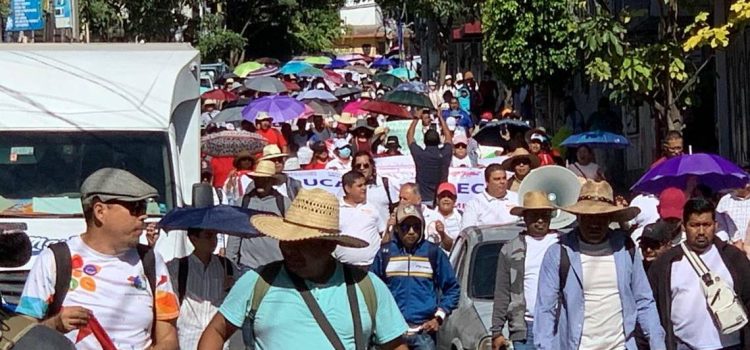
left=106, top=199, right=148, bottom=216
left=270, top=157, right=285, bottom=163
left=455, top=143, right=467, bottom=149
left=354, top=163, right=370, bottom=170
left=398, top=222, right=421, bottom=233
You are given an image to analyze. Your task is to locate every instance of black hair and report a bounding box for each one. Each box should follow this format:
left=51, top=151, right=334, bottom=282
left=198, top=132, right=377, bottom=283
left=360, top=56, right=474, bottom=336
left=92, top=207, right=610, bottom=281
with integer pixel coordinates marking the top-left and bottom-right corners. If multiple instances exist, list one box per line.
left=484, top=163, right=505, bottom=182
left=424, top=130, right=440, bottom=146
left=353, top=151, right=376, bottom=175
left=341, top=170, right=365, bottom=194
left=683, top=198, right=716, bottom=223
left=187, top=228, right=201, bottom=238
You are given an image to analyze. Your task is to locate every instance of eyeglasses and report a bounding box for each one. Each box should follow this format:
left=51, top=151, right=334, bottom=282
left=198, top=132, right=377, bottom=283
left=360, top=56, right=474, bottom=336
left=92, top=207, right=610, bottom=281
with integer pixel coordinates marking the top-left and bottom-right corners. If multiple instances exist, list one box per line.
left=106, top=199, right=148, bottom=216
left=354, top=163, right=370, bottom=170
left=398, top=222, right=421, bottom=233
left=455, top=143, right=467, bottom=149
left=271, top=157, right=285, bottom=163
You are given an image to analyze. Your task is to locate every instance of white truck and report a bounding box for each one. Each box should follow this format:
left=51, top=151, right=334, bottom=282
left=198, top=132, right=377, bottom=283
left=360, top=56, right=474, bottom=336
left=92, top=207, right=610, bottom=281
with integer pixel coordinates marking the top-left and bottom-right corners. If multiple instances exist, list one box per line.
left=0, top=43, right=202, bottom=305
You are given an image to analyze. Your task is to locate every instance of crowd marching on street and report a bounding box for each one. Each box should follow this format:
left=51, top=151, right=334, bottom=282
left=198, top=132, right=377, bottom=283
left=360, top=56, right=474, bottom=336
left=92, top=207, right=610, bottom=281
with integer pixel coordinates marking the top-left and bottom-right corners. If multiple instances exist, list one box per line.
left=9, top=54, right=750, bottom=350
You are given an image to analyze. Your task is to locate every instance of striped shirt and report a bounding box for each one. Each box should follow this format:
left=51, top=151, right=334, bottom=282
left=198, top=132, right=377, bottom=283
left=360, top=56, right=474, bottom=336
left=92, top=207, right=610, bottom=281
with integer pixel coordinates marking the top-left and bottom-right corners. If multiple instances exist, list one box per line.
left=716, top=193, right=750, bottom=241
left=167, top=255, right=235, bottom=350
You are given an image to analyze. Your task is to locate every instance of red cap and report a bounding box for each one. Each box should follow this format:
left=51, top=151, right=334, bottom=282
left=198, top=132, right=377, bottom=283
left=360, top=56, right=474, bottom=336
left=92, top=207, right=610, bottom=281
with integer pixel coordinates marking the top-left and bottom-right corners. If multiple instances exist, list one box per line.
left=437, top=182, right=457, bottom=197
left=658, top=187, right=686, bottom=219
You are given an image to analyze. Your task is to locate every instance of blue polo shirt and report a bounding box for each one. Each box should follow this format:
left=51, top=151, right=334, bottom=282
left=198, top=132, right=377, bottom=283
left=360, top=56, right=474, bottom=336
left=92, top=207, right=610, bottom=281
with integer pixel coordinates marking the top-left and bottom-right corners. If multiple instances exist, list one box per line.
left=219, top=262, right=407, bottom=349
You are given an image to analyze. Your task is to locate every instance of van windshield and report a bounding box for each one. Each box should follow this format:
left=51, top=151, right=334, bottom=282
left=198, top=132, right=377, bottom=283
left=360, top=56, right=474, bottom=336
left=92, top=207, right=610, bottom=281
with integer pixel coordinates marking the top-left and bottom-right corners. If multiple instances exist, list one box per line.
left=0, top=131, right=174, bottom=216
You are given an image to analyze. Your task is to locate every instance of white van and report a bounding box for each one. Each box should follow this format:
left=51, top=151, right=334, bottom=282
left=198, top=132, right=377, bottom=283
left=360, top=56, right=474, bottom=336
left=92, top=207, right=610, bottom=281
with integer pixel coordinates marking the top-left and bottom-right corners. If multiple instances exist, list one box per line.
left=0, top=44, right=201, bottom=305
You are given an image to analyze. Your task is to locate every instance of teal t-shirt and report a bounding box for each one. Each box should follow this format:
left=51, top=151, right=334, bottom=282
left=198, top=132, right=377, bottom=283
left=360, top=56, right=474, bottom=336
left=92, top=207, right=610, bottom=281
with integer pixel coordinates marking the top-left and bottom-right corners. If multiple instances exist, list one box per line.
left=219, top=263, right=408, bottom=349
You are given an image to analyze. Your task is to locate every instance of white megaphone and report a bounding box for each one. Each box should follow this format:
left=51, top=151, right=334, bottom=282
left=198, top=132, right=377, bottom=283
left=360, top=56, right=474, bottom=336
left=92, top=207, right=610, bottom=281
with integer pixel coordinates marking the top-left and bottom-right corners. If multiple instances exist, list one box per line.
left=517, top=165, right=582, bottom=230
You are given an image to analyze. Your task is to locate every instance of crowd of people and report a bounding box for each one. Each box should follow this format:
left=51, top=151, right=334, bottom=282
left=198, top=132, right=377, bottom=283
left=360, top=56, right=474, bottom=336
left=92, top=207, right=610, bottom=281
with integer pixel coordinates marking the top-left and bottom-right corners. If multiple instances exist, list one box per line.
left=9, top=58, right=750, bottom=350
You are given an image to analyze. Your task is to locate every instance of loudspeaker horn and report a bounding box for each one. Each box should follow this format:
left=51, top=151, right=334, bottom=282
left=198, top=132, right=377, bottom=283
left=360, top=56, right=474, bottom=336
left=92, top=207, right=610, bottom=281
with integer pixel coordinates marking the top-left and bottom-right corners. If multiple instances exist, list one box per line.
left=517, top=165, right=582, bottom=230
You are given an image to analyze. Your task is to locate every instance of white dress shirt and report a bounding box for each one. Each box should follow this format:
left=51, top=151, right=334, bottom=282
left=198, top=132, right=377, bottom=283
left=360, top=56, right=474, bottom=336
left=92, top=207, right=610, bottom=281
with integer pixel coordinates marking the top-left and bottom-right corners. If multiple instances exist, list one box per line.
left=366, top=176, right=400, bottom=225
left=334, top=198, right=386, bottom=266
left=167, top=254, right=235, bottom=350
left=717, top=193, right=750, bottom=240
left=462, top=191, right=519, bottom=228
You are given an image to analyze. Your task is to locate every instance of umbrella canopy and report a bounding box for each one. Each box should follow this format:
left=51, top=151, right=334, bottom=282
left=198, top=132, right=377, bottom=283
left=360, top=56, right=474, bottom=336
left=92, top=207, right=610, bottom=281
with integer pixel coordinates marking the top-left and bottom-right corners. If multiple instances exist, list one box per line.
left=334, top=86, right=362, bottom=98
left=234, top=61, right=264, bottom=77
left=255, top=57, right=281, bottom=66
left=323, top=69, right=344, bottom=86
left=631, top=153, right=750, bottom=194
left=361, top=100, right=410, bottom=119
left=373, top=73, right=402, bottom=88
left=473, top=119, right=531, bottom=147
left=371, top=57, right=394, bottom=69
left=297, top=66, right=326, bottom=78
left=342, top=99, right=368, bottom=116
left=201, top=89, right=238, bottom=102
left=345, top=65, right=372, bottom=75
left=279, top=61, right=313, bottom=75
left=201, top=131, right=268, bottom=157
left=159, top=205, right=262, bottom=237
left=304, top=56, right=333, bottom=66
left=244, top=76, right=288, bottom=94
left=283, top=80, right=301, bottom=92
left=325, top=59, right=348, bottom=69
left=561, top=131, right=630, bottom=149
left=211, top=105, right=246, bottom=124
left=389, top=67, right=418, bottom=80
left=383, top=90, right=435, bottom=110
left=395, top=81, right=427, bottom=94
left=296, top=89, right=338, bottom=102
left=215, top=72, right=239, bottom=84
left=338, top=53, right=368, bottom=62
left=246, top=66, right=280, bottom=78
left=242, top=95, right=306, bottom=123
left=304, top=100, right=337, bottom=116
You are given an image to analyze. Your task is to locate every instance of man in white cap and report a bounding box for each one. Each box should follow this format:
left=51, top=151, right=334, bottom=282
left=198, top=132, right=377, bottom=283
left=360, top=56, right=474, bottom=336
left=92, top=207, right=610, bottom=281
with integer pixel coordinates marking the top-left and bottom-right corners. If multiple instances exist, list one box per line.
left=326, top=139, right=354, bottom=171
left=533, top=180, right=665, bottom=350
left=255, top=112, right=289, bottom=154
left=16, top=168, right=179, bottom=350
left=439, top=74, right=456, bottom=97
left=259, top=144, right=302, bottom=201
left=199, top=189, right=409, bottom=350
left=201, top=100, right=219, bottom=127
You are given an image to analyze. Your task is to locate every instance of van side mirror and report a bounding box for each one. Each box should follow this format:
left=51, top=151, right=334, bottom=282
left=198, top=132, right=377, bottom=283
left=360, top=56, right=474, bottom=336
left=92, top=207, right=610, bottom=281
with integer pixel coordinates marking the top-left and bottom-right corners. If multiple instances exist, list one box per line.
left=192, top=183, right=214, bottom=208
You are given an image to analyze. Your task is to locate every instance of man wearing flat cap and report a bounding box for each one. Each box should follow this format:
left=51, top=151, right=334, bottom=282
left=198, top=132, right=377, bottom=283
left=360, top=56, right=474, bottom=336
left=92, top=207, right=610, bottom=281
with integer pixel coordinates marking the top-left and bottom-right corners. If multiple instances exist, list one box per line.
left=16, top=168, right=179, bottom=350
left=200, top=189, right=409, bottom=349
left=533, top=180, right=665, bottom=350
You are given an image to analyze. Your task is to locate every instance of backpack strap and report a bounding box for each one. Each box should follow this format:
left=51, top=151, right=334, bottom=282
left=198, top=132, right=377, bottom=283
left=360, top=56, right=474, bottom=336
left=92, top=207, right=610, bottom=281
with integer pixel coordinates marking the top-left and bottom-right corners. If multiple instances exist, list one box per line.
left=289, top=270, right=346, bottom=350
left=249, top=261, right=283, bottom=317
left=556, top=243, right=570, bottom=334
left=343, top=266, right=365, bottom=350
left=217, top=256, right=234, bottom=277
left=136, top=244, right=157, bottom=337
left=48, top=242, right=71, bottom=318
left=382, top=177, right=393, bottom=207
left=177, top=256, right=189, bottom=305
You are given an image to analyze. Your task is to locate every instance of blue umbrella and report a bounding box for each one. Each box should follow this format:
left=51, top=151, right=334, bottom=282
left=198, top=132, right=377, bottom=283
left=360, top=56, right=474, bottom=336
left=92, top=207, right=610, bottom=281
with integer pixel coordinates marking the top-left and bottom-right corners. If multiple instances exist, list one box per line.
left=561, top=130, right=630, bottom=149
left=371, top=57, right=393, bottom=69
left=296, top=89, right=338, bottom=102
left=279, top=61, right=313, bottom=75
left=325, top=59, right=348, bottom=69
left=631, top=153, right=749, bottom=194
left=158, top=205, right=262, bottom=237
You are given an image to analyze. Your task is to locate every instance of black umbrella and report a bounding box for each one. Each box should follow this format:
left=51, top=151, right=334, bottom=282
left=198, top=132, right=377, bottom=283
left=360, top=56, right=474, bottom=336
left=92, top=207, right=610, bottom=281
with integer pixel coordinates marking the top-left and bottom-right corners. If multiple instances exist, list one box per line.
left=244, top=76, right=288, bottom=94
left=334, top=86, right=362, bottom=98
left=383, top=90, right=435, bottom=110
left=473, top=119, right=531, bottom=147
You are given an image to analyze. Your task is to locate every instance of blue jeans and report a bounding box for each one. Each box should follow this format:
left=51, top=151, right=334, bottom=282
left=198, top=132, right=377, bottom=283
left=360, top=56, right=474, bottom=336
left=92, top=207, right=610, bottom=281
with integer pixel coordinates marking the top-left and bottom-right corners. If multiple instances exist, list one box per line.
left=512, top=321, right=536, bottom=350
left=404, top=332, right=436, bottom=350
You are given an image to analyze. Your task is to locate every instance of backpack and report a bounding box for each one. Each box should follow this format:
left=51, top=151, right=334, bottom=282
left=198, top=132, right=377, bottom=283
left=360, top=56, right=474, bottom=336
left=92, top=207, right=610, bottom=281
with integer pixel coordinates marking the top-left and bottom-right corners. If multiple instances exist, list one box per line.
left=242, top=262, right=377, bottom=350
left=176, top=255, right=234, bottom=304
left=555, top=237, right=635, bottom=333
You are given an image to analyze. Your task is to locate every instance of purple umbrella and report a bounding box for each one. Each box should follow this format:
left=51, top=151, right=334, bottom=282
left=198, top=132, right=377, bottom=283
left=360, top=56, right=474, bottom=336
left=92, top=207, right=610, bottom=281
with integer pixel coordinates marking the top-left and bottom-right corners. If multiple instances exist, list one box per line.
left=242, top=95, right=306, bottom=123
left=631, top=153, right=749, bottom=194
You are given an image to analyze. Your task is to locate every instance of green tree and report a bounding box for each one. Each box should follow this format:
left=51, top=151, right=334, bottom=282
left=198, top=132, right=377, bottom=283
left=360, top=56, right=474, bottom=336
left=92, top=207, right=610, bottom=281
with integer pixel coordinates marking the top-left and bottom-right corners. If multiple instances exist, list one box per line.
left=683, top=0, right=750, bottom=51
left=482, top=0, right=577, bottom=88
left=196, top=13, right=246, bottom=65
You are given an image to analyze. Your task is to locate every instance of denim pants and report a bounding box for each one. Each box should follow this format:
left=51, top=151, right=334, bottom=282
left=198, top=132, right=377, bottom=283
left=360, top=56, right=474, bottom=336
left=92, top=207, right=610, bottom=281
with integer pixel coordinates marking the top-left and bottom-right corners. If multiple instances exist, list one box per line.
left=404, top=332, right=436, bottom=350
left=512, top=321, right=536, bottom=350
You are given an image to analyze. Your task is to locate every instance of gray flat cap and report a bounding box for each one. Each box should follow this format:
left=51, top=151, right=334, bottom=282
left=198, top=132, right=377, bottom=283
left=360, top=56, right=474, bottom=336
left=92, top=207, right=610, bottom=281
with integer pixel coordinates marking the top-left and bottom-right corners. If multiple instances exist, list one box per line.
left=80, top=168, right=158, bottom=205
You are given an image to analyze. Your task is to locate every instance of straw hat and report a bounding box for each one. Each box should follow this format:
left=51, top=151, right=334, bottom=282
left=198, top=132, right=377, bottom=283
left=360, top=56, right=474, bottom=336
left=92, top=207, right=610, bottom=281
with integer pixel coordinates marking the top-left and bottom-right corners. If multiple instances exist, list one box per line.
left=561, top=180, right=640, bottom=221
left=510, top=191, right=557, bottom=216
left=501, top=148, right=540, bottom=171
left=250, top=188, right=368, bottom=248
left=259, top=144, right=289, bottom=161
left=335, top=113, right=358, bottom=125
left=247, top=160, right=282, bottom=179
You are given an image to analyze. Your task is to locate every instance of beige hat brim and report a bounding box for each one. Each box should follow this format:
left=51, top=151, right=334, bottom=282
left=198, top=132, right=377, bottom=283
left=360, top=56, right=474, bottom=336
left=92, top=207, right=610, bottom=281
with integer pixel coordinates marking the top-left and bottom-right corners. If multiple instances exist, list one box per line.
left=561, top=200, right=640, bottom=222
left=251, top=215, right=368, bottom=248
left=501, top=154, right=541, bottom=171
left=510, top=205, right=557, bottom=217
left=260, top=153, right=289, bottom=161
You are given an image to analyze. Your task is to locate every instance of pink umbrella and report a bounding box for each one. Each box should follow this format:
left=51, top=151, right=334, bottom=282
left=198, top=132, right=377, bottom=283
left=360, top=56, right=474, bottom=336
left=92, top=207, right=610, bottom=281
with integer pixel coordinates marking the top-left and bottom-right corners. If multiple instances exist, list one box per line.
left=343, top=100, right=368, bottom=116
left=323, top=69, right=344, bottom=86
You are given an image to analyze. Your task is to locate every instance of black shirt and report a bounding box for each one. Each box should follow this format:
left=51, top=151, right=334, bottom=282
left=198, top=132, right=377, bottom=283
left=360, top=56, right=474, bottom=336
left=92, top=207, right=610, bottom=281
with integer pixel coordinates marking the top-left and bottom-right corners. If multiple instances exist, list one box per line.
left=409, top=143, right=453, bottom=203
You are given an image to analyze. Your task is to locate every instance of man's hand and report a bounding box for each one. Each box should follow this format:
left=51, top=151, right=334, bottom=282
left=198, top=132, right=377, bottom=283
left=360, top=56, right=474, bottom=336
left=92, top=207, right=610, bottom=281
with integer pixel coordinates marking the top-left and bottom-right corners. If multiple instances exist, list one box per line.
left=421, top=318, right=440, bottom=333
left=492, top=335, right=508, bottom=350
left=48, top=306, right=90, bottom=333
left=145, top=223, right=160, bottom=247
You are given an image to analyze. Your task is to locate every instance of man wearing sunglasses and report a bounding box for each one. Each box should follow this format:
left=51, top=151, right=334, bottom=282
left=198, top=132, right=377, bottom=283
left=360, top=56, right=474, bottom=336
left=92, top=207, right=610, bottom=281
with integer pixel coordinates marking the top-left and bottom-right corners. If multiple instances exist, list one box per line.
left=352, top=151, right=399, bottom=224
left=371, top=204, right=460, bottom=350
left=16, top=168, right=179, bottom=350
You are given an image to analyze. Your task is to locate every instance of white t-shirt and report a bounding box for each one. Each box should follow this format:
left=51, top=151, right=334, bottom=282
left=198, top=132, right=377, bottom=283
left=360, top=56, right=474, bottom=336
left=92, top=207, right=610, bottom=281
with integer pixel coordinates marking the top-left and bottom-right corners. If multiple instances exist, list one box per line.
left=15, top=236, right=180, bottom=350
left=462, top=191, right=519, bottom=228
left=523, top=234, right=559, bottom=321
left=579, top=241, right=626, bottom=350
left=366, top=176, right=400, bottom=225
left=424, top=208, right=463, bottom=246
left=334, top=199, right=386, bottom=266
left=671, top=245, right=740, bottom=349
left=451, top=155, right=473, bottom=168
left=326, top=157, right=352, bottom=171
left=567, top=162, right=600, bottom=180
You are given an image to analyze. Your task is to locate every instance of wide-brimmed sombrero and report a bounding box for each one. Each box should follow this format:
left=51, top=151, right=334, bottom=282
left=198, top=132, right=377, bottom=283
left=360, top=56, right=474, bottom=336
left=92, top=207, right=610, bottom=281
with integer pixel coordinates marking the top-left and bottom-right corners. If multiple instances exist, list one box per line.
left=561, top=180, right=640, bottom=221
left=510, top=191, right=558, bottom=216
left=501, top=148, right=541, bottom=171
left=250, top=188, right=368, bottom=248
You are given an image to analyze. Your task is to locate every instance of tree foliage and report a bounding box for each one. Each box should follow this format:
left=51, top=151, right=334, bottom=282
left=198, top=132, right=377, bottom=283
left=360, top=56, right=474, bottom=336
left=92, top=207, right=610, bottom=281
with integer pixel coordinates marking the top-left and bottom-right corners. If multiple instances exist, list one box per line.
left=289, top=5, right=343, bottom=53
left=683, top=0, right=750, bottom=51
left=196, top=13, right=246, bottom=64
left=481, top=0, right=577, bottom=88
